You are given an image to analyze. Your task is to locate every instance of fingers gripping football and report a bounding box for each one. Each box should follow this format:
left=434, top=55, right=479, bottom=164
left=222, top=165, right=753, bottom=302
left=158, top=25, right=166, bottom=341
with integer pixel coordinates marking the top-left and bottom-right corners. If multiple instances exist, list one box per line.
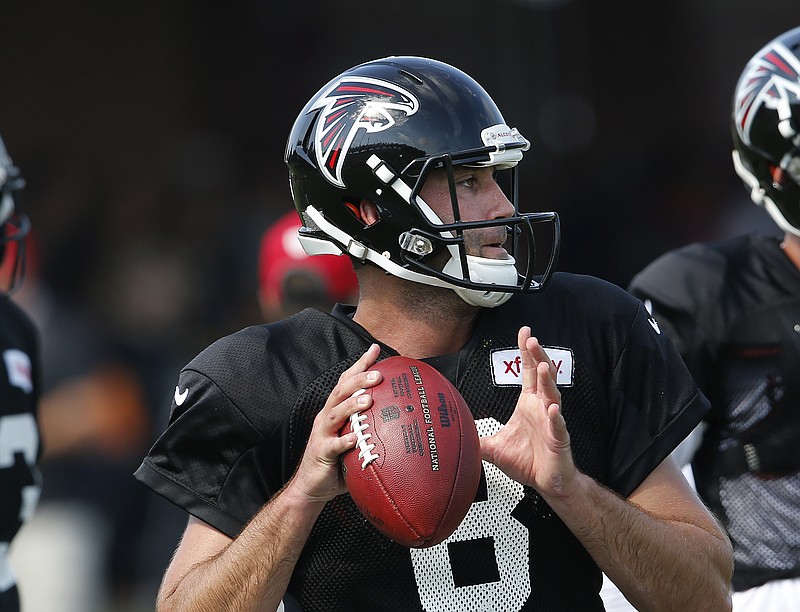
left=481, top=327, right=577, bottom=498
left=292, top=344, right=383, bottom=504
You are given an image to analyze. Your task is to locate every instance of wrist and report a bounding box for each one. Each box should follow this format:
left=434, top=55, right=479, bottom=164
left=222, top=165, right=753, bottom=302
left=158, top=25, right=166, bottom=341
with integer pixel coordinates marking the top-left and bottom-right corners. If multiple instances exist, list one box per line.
left=540, top=470, right=593, bottom=510
left=279, top=476, right=331, bottom=516
left=539, top=471, right=623, bottom=550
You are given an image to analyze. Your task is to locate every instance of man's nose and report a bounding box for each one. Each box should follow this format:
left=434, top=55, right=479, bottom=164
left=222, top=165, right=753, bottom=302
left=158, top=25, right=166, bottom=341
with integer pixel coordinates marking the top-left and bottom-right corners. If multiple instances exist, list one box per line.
left=489, top=179, right=515, bottom=218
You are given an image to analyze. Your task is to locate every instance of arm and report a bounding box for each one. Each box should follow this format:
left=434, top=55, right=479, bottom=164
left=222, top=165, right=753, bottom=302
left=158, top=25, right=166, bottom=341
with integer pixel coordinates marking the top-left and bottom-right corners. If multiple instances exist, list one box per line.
left=481, top=327, right=733, bottom=611
left=156, top=344, right=382, bottom=612
left=590, top=454, right=730, bottom=610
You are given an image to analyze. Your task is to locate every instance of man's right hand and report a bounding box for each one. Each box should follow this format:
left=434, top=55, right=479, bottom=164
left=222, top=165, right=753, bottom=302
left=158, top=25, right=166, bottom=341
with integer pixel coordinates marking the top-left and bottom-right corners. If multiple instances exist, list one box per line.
left=287, top=343, right=383, bottom=504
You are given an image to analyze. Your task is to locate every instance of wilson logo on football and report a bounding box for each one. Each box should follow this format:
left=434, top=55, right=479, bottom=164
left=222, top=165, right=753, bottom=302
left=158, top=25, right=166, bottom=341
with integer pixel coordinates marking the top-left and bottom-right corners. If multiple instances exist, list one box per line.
left=309, top=76, right=419, bottom=188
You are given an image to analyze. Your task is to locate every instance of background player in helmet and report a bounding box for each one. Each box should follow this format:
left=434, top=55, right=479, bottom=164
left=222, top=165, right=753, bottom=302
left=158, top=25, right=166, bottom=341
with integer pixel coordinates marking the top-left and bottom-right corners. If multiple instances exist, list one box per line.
left=136, top=56, right=733, bottom=611
left=628, top=27, right=800, bottom=611
left=257, top=210, right=358, bottom=321
left=0, top=134, right=42, bottom=612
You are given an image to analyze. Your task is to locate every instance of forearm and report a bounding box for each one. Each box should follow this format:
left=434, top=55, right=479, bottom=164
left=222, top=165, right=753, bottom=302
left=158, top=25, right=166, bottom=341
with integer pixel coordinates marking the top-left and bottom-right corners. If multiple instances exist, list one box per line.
left=158, top=484, right=325, bottom=612
left=544, top=473, right=732, bottom=611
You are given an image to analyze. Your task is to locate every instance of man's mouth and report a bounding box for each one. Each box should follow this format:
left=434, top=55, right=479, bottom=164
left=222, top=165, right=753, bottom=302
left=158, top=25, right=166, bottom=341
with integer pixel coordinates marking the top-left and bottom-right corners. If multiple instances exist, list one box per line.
left=481, top=243, right=510, bottom=259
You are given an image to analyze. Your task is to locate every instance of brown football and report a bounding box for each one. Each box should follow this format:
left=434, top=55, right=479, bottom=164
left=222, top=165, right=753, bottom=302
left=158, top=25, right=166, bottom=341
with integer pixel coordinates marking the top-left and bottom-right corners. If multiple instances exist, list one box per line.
left=340, top=355, right=481, bottom=548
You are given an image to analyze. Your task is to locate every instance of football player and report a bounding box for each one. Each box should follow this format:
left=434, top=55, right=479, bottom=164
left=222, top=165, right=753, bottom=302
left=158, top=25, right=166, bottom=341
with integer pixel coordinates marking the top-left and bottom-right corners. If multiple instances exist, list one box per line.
left=136, top=56, right=732, bottom=611
left=0, top=133, right=41, bottom=612
left=628, top=27, right=800, bottom=611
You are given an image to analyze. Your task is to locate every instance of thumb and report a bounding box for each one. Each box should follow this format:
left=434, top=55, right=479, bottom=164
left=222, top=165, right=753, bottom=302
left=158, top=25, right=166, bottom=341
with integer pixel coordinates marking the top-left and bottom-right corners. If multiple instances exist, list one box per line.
left=479, top=433, right=499, bottom=464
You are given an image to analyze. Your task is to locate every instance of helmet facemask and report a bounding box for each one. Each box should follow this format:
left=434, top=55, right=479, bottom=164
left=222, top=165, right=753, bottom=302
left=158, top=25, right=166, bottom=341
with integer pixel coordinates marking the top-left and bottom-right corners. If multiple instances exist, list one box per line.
left=380, top=148, right=559, bottom=307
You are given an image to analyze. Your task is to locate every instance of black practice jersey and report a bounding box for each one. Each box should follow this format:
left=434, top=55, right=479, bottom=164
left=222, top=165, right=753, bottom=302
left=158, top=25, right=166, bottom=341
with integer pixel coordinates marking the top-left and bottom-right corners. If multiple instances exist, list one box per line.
left=136, top=272, right=707, bottom=611
left=0, top=296, right=41, bottom=612
left=629, top=233, right=800, bottom=591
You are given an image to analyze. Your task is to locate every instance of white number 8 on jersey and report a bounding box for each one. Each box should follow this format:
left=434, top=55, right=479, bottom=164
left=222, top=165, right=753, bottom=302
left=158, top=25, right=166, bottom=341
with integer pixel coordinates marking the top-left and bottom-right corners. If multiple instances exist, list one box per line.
left=411, top=418, right=531, bottom=612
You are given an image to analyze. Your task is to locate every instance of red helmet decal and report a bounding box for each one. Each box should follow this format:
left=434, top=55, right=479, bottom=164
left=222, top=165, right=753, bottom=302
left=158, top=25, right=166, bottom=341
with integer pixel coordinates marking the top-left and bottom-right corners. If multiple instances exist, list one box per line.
left=735, top=39, right=800, bottom=145
left=309, top=76, right=419, bottom=188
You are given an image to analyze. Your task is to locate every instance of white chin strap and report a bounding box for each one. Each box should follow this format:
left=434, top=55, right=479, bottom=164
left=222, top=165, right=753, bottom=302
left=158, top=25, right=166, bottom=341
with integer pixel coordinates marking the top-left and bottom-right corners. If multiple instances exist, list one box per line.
left=732, top=150, right=800, bottom=237
left=442, top=254, right=517, bottom=307
left=299, top=205, right=516, bottom=308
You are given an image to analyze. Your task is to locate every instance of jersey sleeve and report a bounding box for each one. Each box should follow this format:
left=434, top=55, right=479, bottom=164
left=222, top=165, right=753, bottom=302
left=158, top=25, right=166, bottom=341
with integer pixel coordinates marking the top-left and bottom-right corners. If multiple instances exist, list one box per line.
left=134, top=366, right=269, bottom=538
left=605, top=298, right=710, bottom=495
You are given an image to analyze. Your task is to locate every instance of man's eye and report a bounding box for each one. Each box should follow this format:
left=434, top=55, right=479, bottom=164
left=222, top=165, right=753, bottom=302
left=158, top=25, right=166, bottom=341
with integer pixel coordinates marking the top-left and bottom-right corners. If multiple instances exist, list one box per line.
left=457, top=176, right=475, bottom=188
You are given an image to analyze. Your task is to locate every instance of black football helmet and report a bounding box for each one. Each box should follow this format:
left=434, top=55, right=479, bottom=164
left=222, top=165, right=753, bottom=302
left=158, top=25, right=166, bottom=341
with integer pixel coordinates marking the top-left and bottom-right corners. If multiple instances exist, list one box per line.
left=0, top=134, right=30, bottom=292
left=732, top=26, right=800, bottom=236
left=285, top=56, right=559, bottom=307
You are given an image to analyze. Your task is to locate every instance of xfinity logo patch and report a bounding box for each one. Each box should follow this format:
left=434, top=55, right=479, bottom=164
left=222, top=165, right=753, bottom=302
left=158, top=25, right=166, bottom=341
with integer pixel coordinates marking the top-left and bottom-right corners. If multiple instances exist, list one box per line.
left=490, top=347, right=574, bottom=387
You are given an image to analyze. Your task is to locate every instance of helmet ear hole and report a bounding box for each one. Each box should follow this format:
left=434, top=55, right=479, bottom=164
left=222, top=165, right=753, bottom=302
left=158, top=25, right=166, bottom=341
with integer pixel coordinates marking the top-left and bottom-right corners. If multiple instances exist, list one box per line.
left=770, top=165, right=787, bottom=189
left=343, top=200, right=381, bottom=227
left=343, top=201, right=364, bottom=223
left=349, top=200, right=381, bottom=227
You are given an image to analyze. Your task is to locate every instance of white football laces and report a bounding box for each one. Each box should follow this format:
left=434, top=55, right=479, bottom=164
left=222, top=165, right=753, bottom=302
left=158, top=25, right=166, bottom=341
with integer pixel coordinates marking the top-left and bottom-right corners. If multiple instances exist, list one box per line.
left=348, top=411, right=379, bottom=469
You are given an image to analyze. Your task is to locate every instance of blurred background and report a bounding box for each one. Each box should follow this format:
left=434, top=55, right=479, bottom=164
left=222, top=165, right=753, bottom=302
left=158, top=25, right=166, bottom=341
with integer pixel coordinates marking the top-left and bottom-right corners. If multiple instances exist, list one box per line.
left=2, top=0, right=800, bottom=610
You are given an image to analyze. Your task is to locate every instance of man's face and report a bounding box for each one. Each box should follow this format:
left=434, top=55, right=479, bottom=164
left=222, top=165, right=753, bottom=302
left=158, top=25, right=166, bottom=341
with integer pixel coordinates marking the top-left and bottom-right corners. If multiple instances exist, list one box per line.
left=418, top=166, right=514, bottom=260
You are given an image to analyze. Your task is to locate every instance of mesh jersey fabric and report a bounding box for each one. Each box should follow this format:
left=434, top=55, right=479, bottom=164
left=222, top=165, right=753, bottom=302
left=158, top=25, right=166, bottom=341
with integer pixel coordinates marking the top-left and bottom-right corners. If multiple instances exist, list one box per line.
left=629, top=233, right=800, bottom=591
left=135, top=271, right=707, bottom=611
left=0, top=295, right=41, bottom=612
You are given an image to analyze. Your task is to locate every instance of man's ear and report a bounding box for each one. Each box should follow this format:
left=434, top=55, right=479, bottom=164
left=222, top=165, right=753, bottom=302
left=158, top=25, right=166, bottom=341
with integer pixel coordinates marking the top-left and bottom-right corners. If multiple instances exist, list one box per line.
left=359, top=199, right=380, bottom=226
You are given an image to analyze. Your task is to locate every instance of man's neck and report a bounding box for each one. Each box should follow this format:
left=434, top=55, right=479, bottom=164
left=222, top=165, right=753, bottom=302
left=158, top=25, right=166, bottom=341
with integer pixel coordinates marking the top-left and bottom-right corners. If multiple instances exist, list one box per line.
left=352, top=274, right=480, bottom=359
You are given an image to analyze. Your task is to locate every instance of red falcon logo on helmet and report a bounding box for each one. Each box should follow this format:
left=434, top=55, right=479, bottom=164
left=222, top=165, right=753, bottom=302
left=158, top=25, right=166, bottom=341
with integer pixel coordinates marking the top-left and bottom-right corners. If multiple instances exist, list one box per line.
left=735, top=39, right=800, bottom=145
left=309, top=76, right=419, bottom=188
